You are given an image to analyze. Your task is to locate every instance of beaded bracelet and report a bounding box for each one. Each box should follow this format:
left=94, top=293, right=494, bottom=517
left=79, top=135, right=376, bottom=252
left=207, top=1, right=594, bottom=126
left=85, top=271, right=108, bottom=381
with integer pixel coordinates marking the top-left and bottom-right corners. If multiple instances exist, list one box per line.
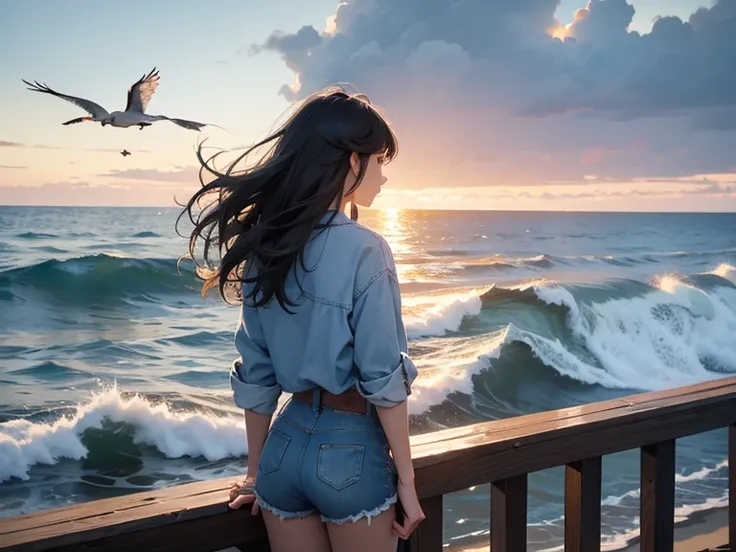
left=238, top=480, right=256, bottom=496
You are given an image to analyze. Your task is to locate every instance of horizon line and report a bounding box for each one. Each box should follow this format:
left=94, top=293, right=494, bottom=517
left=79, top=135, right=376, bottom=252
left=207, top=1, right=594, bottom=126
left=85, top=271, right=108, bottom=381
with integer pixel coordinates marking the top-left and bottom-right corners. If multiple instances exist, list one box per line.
left=1, top=204, right=735, bottom=215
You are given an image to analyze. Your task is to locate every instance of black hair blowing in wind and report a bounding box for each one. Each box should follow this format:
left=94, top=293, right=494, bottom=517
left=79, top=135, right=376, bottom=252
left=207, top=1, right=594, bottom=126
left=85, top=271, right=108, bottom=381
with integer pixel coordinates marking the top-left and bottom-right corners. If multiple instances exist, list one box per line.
left=177, top=87, right=398, bottom=312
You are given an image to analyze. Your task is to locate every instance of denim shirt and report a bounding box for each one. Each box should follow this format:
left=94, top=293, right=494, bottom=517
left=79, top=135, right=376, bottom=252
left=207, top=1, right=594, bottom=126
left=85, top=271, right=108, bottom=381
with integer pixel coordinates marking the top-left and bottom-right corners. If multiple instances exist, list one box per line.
left=229, top=211, right=418, bottom=415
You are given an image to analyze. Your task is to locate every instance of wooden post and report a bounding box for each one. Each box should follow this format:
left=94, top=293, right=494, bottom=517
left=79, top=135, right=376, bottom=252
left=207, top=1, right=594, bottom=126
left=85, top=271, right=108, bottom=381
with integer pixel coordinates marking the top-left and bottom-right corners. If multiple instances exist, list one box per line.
left=729, top=424, right=735, bottom=552
left=564, top=456, right=602, bottom=552
left=404, top=496, right=443, bottom=552
left=491, top=474, right=528, bottom=552
left=640, top=440, right=675, bottom=552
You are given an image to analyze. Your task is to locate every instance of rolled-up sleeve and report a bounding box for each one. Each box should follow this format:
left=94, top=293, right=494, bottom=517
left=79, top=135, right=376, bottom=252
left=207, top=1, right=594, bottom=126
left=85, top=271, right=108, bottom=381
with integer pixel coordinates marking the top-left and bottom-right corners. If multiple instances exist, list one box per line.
left=230, top=306, right=282, bottom=415
left=352, top=262, right=418, bottom=407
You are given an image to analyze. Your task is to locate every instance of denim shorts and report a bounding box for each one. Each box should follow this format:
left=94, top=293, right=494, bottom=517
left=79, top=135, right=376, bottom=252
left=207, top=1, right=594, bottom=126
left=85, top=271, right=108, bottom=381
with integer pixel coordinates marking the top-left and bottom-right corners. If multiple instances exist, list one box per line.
left=254, top=390, right=398, bottom=524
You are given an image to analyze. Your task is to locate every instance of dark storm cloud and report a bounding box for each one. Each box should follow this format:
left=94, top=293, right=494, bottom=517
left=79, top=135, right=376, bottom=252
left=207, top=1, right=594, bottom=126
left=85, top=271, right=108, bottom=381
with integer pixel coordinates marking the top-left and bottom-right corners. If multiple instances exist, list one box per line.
left=251, top=0, right=736, bottom=184
left=260, top=0, right=736, bottom=122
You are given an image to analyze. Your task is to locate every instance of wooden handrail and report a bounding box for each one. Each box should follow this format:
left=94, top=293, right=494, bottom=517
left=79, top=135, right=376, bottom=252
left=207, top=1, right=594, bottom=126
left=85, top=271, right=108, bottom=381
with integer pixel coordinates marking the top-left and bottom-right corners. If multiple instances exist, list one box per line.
left=1, top=376, right=735, bottom=552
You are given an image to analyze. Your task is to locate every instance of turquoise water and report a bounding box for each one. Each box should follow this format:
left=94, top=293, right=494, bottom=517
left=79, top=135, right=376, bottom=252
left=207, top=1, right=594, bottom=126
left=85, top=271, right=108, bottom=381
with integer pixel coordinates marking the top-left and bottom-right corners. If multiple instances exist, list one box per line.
left=1, top=206, right=734, bottom=550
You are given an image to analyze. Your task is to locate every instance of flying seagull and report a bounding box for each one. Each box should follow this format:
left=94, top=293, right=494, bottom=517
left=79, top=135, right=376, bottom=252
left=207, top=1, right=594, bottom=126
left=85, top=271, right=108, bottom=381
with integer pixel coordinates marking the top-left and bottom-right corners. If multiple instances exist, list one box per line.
left=22, top=68, right=211, bottom=131
left=120, top=150, right=131, bottom=157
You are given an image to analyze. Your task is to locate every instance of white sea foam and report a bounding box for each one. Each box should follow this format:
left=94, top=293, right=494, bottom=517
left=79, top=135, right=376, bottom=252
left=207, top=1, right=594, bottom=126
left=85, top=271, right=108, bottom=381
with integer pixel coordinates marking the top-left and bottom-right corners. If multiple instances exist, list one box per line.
left=0, top=386, right=246, bottom=483
left=403, top=287, right=484, bottom=338
left=529, top=276, right=736, bottom=390
left=599, top=493, right=730, bottom=551
left=406, top=330, right=507, bottom=415
left=469, top=476, right=729, bottom=552
left=711, top=262, right=736, bottom=283
left=405, top=267, right=736, bottom=415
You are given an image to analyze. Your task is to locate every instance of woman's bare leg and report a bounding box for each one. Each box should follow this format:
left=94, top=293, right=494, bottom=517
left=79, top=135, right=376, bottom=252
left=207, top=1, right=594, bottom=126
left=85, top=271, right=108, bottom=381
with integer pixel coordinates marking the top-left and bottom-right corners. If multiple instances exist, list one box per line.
left=326, top=504, right=398, bottom=552
left=262, top=511, right=332, bottom=552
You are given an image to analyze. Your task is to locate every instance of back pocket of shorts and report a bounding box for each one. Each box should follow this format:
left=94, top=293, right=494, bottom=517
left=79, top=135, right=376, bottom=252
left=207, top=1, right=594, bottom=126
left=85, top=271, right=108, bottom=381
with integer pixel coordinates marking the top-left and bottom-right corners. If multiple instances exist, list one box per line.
left=317, top=444, right=364, bottom=491
left=259, top=429, right=290, bottom=475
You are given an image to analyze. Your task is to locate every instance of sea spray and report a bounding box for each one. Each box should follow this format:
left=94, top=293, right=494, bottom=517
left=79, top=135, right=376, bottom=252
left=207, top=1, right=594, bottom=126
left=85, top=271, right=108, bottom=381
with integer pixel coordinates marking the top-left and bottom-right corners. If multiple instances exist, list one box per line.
left=531, top=278, right=736, bottom=389
left=0, top=385, right=247, bottom=483
left=403, top=287, right=485, bottom=338
left=405, top=272, right=736, bottom=417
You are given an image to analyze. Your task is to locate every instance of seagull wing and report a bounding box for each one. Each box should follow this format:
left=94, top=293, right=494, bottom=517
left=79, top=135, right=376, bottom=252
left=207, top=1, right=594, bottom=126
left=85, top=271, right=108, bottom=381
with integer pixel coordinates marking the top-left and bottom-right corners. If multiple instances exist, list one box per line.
left=22, top=79, right=110, bottom=119
left=150, top=115, right=213, bottom=132
left=125, top=68, right=160, bottom=114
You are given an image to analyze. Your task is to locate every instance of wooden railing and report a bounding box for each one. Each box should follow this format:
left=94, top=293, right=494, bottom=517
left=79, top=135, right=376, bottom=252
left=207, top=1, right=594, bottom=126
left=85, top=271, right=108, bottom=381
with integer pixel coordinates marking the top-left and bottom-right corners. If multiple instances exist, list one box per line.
left=1, top=376, right=735, bottom=552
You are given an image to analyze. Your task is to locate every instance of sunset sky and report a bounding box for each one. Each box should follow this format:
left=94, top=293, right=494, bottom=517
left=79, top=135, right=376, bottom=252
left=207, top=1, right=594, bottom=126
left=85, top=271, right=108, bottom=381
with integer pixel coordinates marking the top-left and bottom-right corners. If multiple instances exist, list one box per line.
left=1, top=0, right=734, bottom=211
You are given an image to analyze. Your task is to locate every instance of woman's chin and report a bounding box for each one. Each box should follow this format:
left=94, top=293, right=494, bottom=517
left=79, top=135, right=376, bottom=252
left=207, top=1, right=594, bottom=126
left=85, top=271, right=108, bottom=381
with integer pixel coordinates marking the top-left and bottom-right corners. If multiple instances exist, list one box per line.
left=355, top=191, right=380, bottom=208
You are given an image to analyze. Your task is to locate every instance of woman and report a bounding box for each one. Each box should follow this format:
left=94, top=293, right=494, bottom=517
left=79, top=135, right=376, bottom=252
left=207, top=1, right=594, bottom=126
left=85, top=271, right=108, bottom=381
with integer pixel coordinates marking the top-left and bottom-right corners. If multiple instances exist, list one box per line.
left=180, top=88, right=425, bottom=552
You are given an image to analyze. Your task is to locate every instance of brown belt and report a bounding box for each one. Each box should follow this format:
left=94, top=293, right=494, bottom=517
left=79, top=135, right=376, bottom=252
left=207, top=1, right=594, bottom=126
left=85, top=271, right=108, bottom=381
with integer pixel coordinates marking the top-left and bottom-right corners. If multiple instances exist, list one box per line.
left=292, top=388, right=368, bottom=414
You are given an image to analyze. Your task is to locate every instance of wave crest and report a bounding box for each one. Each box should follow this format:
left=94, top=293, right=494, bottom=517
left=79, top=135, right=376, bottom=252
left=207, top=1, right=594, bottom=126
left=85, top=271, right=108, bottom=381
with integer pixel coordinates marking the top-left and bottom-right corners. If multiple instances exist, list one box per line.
left=0, top=386, right=245, bottom=484
left=407, top=268, right=736, bottom=415
left=0, top=254, right=199, bottom=301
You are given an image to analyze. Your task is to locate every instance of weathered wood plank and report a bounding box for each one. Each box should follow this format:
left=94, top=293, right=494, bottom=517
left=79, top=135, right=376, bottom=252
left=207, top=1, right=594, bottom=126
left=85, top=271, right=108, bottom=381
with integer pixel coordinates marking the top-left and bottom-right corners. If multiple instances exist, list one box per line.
left=405, top=496, right=443, bottom=552
left=1, top=376, right=734, bottom=552
left=413, top=378, right=736, bottom=459
left=491, top=475, right=527, bottom=552
left=729, top=424, right=735, bottom=552
left=640, top=440, right=676, bottom=552
left=411, top=380, right=736, bottom=498
left=409, top=377, right=736, bottom=449
left=0, top=506, right=267, bottom=552
left=0, top=496, right=267, bottom=552
left=564, top=456, right=601, bottom=552
left=0, top=478, right=235, bottom=536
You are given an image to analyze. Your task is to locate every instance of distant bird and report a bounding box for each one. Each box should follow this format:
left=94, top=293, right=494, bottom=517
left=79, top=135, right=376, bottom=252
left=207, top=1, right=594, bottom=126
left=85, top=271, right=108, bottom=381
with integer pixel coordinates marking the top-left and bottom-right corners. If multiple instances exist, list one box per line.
left=22, top=68, right=211, bottom=131
left=120, top=149, right=131, bottom=157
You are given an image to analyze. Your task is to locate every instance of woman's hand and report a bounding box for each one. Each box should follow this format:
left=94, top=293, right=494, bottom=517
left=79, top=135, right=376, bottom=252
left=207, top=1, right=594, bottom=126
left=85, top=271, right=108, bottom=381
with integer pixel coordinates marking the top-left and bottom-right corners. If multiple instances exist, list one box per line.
left=228, top=477, right=260, bottom=515
left=392, top=476, right=425, bottom=540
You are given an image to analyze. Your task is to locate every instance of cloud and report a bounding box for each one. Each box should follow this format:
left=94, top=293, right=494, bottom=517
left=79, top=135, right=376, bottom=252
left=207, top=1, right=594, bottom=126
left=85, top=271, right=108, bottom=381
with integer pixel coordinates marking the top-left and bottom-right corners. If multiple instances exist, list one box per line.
left=0, top=141, right=147, bottom=153
left=561, top=0, right=636, bottom=44
left=0, top=180, right=197, bottom=207
left=372, top=179, right=736, bottom=211
left=254, top=0, right=736, bottom=186
left=99, top=166, right=200, bottom=183
left=0, top=165, right=27, bottom=170
left=31, top=144, right=62, bottom=150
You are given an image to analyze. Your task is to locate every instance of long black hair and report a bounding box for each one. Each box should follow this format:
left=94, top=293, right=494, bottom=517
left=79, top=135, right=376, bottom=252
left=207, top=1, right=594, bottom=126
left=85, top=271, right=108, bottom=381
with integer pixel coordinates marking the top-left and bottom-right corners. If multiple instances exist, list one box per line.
left=177, top=87, right=398, bottom=311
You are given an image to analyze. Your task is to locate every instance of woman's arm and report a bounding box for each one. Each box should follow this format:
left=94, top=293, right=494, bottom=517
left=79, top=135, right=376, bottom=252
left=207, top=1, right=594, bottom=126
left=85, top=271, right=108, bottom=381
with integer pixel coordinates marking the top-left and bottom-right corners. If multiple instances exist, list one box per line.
left=376, top=399, right=424, bottom=538
left=230, top=305, right=282, bottom=481
left=244, top=409, right=272, bottom=478
left=349, top=241, right=423, bottom=538
left=228, top=409, right=271, bottom=512
left=375, top=400, right=413, bottom=482
left=350, top=246, right=418, bottom=476
left=229, top=409, right=271, bottom=512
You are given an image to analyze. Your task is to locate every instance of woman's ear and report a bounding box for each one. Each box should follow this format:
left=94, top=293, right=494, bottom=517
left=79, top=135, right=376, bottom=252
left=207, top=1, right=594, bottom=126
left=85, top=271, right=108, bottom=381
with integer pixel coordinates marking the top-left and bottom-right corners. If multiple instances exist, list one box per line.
left=349, top=152, right=360, bottom=176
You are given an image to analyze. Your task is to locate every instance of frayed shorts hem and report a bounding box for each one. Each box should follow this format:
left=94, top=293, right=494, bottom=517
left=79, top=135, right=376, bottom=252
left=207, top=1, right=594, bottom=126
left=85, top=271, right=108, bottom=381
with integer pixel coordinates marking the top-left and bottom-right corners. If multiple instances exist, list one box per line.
left=255, top=490, right=398, bottom=526
left=320, top=493, right=398, bottom=526
left=254, top=489, right=316, bottom=520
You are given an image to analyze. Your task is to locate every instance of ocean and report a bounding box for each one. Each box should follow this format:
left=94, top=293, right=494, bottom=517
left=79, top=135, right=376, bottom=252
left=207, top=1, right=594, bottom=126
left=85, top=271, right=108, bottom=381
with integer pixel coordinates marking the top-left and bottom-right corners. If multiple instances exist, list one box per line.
left=0, top=206, right=734, bottom=550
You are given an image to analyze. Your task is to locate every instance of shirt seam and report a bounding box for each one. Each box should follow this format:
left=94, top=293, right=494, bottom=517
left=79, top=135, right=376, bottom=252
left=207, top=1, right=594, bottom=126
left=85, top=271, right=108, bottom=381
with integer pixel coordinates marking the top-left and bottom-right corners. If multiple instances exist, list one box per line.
left=300, top=289, right=351, bottom=311
left=354, top=266, right=398, bottom=299
left=374, top=234, right=392, bottom=270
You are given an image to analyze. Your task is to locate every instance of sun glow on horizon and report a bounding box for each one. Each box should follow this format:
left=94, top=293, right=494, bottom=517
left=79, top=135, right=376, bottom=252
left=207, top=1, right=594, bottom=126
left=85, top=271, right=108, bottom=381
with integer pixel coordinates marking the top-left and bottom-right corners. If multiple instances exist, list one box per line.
left=372, top=207, right=414, bottom=279
left=377, top=207, right=406, bottom=254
